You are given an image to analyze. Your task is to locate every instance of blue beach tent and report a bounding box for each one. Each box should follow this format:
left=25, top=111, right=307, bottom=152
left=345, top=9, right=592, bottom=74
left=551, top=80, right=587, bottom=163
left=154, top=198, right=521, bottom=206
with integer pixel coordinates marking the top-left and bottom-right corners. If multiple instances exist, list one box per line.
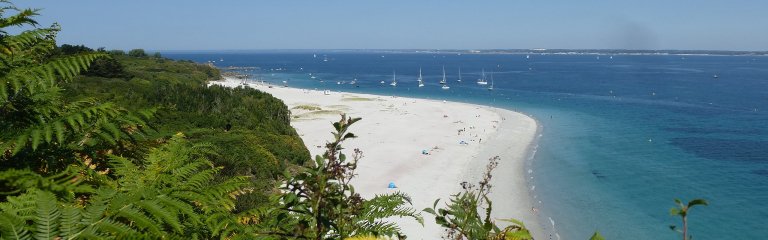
left=388, top=182, right=397, bottom=188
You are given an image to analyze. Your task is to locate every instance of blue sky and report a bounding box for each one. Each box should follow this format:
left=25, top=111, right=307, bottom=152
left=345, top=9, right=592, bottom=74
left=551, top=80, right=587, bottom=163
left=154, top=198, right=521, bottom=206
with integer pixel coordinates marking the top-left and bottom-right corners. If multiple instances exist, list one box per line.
left=17, top=0, right=768, bottom=51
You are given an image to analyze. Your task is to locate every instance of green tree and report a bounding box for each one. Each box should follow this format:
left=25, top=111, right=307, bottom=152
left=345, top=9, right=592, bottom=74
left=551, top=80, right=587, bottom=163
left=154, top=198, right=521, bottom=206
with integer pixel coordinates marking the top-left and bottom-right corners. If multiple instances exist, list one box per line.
left=153, top=52, right=162, bottom=58
left=83, top=56, right=127, bottom=78
left=670, top=198, right=708, bottom=240
left=108, top=49, right=125, bottom=56
left=57, top=44, right=92, bottom=55
left=127, top=48, right=146, bottom=57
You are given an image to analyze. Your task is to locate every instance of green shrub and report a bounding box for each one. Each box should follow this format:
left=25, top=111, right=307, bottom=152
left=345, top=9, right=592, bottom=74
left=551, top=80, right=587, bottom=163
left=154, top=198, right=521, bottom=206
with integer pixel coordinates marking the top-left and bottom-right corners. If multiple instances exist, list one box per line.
left=128, top=48, right=147, bottom=57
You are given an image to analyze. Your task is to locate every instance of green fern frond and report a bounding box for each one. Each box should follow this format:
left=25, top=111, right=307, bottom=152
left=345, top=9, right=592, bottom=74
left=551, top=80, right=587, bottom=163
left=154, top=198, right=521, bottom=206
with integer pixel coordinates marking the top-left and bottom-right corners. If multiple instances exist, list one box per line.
left=155, top=195, right=200, bottom=225
left=0, top=212, right=31, bottom=240
left=1, top=53, right=103, bottom=100
left=4, top=100, right=150, bottom=155
left=136, top=200, right=183, bottom=233
left=59, top=205, right=83, bottom=238
left=169, top=191, right=207, bottom=207
left=114, top=206, right=161, bottom=234
left=361, top=192, right=423, bottom=225
left=108, top=155, right=138, bottom=178
left=180, top=167, right=218, bottom=190
left=81, top=189, right=113, bottom=224
left=170, top=160, right=207, bottom=183
left=34, top=190, right=61, bottom=240
left=0, top=166, right=94, bottom=196
left=93, top=218, right=138, bottom=236
left=354, top=220, right=402, bottom=237
left=52, top=120, right=65, bottom=143
left=0, top=6, right=40, bottom=29
left=0, top=190, right=36, bottom=219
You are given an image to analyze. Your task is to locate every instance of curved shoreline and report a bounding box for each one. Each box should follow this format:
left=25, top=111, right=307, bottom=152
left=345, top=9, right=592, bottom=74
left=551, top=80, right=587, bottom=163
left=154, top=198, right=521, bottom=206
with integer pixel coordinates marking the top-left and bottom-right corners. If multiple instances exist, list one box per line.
left=472, top=108, right=545, bottom=240
left=210, top=79, right=543, bottom=238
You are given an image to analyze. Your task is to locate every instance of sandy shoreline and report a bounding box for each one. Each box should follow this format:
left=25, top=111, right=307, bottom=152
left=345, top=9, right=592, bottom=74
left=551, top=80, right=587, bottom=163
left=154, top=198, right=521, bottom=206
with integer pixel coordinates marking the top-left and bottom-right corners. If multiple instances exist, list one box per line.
left=210, top=78, right=543, bottom=239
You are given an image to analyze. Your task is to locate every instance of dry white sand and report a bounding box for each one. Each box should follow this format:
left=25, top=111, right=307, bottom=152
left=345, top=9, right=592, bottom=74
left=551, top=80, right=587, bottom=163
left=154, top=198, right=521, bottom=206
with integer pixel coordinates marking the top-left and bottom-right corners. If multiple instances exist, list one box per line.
left=210, top=78, right=543, bottom=239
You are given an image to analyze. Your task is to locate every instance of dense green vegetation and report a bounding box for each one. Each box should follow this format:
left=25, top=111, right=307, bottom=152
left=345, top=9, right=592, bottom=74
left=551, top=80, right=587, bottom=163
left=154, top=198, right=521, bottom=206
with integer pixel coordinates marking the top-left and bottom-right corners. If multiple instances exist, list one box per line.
left=58, top=46, right=309, bottom=211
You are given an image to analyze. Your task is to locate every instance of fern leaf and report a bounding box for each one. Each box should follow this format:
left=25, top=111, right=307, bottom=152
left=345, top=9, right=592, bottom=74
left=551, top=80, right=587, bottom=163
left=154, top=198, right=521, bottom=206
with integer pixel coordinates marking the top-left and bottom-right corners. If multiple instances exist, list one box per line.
left=42, top=122, right=53, bottom=143
left=0, top=212, right=31, bottom=240
left=93, top=218, right=137, bottom=236
left=156, top=195, right=200, bottom=225
left=12, top=133, right=27, bottom=154
left=30, top=128, right=42, bottom=150
left=180, top=168, right=217, bottom=190
left=114, top=206, right=161, bottom=234
left=94, top=130, right=116, bottom=145
left=136, top=200, right=183, bottom=233
left=53, top=120, right=65, bottom=143
left=81, top=189, right=113, bottom=225
left=59, top=205, right=82, bottom=238
left=34, top=190, right=61, bottom=240
left=170, top=161, right=207, bottom=181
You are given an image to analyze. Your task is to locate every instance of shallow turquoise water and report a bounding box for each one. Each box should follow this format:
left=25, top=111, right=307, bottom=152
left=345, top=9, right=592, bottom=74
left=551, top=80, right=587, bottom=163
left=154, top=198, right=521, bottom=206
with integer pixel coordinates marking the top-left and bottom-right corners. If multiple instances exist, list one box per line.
left=167, top=52, right=768, bottom=239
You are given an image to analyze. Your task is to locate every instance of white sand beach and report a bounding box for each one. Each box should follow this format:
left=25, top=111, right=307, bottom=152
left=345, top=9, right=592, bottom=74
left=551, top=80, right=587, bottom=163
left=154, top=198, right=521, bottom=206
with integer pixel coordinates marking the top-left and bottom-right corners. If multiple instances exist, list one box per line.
left=211, top=78, right=542, bottom=239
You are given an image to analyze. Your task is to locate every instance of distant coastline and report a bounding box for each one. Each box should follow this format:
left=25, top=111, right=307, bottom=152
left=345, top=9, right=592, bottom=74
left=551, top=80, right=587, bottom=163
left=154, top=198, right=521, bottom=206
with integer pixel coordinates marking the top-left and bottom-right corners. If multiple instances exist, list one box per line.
left=158, top=48, right=768, bottom=56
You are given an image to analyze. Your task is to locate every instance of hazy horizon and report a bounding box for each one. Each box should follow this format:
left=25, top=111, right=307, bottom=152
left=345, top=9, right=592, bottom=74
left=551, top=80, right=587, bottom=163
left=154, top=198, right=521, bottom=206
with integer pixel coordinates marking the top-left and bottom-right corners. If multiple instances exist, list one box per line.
left=21, top=1, right=768, bottom=51
left=152, top=48, right=768, bottom=53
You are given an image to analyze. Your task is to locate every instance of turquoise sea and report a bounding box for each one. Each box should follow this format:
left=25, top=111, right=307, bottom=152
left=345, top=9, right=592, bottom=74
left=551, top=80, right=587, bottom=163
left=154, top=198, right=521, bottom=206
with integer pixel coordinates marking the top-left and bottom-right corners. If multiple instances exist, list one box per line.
left=166, top=51, right=768, bottom=239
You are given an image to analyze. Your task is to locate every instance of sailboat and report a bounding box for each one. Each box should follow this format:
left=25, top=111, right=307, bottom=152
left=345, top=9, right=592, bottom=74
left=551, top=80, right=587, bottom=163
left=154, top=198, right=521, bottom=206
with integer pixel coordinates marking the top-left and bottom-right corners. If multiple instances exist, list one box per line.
left=477, top=69, right=488, bottom=85
left=439, top=66, right=447, bottom=84
left=390, top=71, right=397, bottom=86
left=487, top=72, right=494, bottom=91
left=457, top=68, right=462, bottom=82
left=417, top=68, right=425, bottom=87
left=441, top=68, right=450, bottom=90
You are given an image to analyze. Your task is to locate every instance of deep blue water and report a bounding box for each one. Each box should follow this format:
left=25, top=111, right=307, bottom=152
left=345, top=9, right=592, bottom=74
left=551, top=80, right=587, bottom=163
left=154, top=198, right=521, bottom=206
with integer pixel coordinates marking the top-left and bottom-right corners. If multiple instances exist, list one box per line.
left=165, top=51, right=768, bottom=240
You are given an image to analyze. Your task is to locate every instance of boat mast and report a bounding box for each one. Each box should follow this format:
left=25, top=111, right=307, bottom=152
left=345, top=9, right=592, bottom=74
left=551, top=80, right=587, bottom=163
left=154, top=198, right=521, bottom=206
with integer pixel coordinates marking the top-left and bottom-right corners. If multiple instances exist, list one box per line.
left=442, top=66, right=446, bottom=82
left=419, top=68, right=423, bottom=81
